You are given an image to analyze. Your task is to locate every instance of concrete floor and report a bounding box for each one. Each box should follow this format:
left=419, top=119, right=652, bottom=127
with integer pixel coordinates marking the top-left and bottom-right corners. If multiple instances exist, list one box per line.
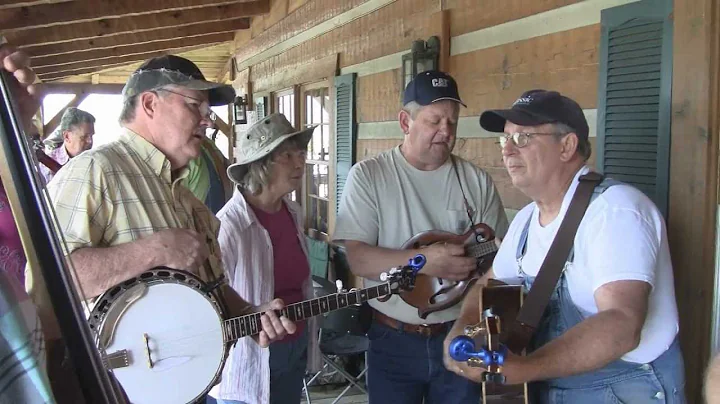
left=302, top=385, right=368, bottom=404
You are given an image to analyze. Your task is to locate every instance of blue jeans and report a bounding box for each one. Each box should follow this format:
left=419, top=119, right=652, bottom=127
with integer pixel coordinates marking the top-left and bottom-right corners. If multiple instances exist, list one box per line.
left=366, top=321, right=481, bottom=404
left=207, top=328, right=308, bottom=404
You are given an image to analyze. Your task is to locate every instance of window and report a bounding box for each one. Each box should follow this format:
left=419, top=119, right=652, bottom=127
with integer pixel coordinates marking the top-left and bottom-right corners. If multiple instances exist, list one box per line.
left=302, top=86, right=331, bottom=236
left=275, top=88, right=295, bottom=127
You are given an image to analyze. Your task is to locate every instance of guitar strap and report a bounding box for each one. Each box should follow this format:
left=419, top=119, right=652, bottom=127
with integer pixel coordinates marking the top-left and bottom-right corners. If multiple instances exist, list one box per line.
left=504, top=171, right=603, bottom=354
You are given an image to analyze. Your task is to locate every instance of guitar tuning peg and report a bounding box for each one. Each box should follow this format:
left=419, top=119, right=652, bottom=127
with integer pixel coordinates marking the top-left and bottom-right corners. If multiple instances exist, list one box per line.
left=463, top=323, right=485, bottom=338
left=379, top=272, right=388, bottom=282
left=335, top=280, right=344, bottom=293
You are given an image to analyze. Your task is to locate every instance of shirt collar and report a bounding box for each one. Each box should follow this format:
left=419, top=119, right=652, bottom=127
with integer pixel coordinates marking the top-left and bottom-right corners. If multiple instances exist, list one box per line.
left=119, top=128, right=190, bottom=184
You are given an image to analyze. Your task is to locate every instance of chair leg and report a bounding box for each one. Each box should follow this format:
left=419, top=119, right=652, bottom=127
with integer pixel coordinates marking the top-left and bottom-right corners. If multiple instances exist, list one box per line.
left=302, top=377, right=312, bottom=403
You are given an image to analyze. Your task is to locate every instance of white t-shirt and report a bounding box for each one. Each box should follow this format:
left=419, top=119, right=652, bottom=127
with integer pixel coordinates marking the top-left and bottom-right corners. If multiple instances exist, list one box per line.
left=333, top=146, right=509, bottom=324
left=493, top=166, right=679, bottom=363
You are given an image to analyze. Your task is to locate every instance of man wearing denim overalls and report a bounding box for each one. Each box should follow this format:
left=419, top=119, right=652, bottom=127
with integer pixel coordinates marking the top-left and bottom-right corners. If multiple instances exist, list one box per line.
left=444, top=89, right=686, bottom=403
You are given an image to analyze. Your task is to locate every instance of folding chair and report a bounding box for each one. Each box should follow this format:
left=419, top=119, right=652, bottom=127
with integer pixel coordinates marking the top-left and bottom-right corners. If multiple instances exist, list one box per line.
left=303, top=276, right=369, bottom=404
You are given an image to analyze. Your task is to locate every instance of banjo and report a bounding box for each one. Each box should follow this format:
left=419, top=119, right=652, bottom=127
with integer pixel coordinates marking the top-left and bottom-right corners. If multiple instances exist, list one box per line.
left=88, top=265, right=415, bottom=404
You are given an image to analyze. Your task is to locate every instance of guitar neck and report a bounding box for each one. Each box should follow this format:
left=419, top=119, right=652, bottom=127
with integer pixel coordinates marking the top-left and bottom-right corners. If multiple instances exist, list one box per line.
left=222, top=282, right=391, bottom=342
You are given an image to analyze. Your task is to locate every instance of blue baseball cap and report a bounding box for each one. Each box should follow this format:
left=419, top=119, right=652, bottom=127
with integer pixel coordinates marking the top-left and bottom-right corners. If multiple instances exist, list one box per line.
left=403, top=70, right=466, bottom=107
left=479, top=89, right=589, bottom=140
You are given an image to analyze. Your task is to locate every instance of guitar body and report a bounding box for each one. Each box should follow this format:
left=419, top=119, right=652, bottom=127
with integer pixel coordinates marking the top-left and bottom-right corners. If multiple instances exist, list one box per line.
left=399, top=223, right=498, bottom=319
left=480, top=281, right=528, bottom=403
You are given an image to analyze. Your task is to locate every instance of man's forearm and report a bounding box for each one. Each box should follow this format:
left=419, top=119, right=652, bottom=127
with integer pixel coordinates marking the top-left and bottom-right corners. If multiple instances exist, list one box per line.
left=219, top=283, right=253, bottom=318
left=68, top=242, right=156, bottom=299
left=517, top=309, right=642, bottom=382
left=344, top=241, right=419, bottom=279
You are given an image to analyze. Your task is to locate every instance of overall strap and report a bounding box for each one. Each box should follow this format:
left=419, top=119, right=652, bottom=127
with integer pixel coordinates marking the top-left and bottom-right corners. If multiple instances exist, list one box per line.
left=515, top=176, right=623, bottom=263
left=505, top=171, right=603, bottom=353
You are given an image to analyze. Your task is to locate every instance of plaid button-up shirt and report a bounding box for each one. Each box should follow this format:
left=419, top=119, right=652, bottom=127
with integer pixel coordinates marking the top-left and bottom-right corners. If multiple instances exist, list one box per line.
left=29, top=129, right=223, bottom=339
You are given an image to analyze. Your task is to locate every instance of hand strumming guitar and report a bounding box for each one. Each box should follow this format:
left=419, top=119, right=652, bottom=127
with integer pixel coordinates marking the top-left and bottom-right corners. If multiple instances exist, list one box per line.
left=417, top=242, right=476, bottom=281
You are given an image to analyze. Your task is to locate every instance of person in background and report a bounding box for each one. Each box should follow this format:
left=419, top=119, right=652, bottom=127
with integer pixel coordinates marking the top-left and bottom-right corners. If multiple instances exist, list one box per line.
left=39, top=107, right=95, bottom=184
left=183, top=135, right=233, bottom=214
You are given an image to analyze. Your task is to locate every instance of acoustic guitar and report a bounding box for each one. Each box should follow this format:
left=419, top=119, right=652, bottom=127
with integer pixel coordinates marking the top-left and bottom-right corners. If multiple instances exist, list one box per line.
left=449, top=280, right=528, bottom=403
left=395, top=223, right=499, bottom=319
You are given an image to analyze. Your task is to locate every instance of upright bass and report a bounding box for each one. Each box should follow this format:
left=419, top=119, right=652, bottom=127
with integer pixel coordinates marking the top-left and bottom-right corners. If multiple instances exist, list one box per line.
left=0, top=69, right=127, bottom=402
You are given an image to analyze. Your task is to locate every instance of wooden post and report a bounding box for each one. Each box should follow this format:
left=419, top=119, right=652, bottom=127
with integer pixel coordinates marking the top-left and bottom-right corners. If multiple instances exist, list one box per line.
left=669, top=0, right=720, bottom=401
left=438, top=9, right=451, bottom=72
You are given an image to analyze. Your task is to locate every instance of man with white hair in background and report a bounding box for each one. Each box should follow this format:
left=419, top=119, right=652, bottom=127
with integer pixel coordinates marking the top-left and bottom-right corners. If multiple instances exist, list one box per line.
left=38, top=107, right=95, bottom=184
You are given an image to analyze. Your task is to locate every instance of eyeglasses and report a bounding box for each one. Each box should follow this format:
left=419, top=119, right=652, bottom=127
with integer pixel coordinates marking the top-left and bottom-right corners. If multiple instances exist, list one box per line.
left=156, top=88, right=216, bottom=121
left=497, top=132, right=563, bottom=149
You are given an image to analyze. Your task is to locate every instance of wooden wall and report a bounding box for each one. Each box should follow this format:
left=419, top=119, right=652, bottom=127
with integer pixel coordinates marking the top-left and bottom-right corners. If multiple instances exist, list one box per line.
left=231, top=0, right=720, bottom=401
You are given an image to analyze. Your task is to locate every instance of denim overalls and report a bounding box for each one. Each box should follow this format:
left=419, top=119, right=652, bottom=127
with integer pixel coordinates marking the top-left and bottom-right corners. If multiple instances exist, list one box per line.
left=514, top=183, right=686, bottom=403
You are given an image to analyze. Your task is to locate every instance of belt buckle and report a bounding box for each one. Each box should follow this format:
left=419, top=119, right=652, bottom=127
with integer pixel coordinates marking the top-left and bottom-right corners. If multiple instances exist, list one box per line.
left=415, top=323, right=433, bottom=337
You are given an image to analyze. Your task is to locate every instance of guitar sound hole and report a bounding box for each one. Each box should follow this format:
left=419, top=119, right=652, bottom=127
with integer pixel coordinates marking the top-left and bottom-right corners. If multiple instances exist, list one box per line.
left=140, top=272, right=153, bottom=279
left=157, top=271, right=171, bottom=278
left=173, top=273, right=186, bottom=281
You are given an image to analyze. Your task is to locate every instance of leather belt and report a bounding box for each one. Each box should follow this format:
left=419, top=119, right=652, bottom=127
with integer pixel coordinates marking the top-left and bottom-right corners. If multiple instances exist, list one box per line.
left=372, top=309, right=451, bottom=337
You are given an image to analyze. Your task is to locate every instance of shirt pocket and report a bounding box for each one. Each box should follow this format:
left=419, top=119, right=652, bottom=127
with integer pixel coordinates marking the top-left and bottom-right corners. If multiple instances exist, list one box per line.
left=446, top=209, right=470, bottom=235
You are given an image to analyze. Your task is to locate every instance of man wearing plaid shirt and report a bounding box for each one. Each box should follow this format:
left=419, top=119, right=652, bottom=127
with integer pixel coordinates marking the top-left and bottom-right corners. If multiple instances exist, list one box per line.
left=31, top=55, right=299, bottom=401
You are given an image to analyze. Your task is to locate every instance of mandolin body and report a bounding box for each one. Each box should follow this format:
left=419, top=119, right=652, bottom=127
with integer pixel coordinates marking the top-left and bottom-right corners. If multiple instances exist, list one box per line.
left=399, top=223, right=497, bottom=319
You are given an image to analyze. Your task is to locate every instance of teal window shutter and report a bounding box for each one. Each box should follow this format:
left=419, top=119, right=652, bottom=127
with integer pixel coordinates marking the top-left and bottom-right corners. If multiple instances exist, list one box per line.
left=333, top=73, right=357, bottom=214
left=596, top=0, right=673, bottom=217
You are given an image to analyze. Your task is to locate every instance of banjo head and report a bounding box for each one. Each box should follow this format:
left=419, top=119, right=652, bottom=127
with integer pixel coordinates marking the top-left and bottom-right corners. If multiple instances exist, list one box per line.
left=88, top=268, right=228, bottom=404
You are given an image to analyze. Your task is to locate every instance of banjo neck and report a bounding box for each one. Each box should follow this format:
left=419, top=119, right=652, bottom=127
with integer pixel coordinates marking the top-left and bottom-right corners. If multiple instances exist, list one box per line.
left=222, top=282, right=391, bottom=342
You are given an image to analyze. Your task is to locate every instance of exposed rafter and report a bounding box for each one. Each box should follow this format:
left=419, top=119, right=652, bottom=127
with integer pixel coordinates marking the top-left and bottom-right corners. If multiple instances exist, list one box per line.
left=42, top=83, right=125, bottom=95
left=3, top=1, right=267, bottom=47
left=0, top=0, right=263, bottom=83
left=0, top=0, right=67, bottom=10
left=23, top=18, right=249, bottom=57
left=33, top=33, right=234, bottom=68
left=0, top=0, right=260, bottom=31
left=37, top=42, right=228, bottom=80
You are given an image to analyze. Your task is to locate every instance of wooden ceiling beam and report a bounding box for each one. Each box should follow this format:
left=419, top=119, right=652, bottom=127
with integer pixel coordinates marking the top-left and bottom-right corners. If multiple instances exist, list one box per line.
left=3, top=1, right=268, bottom=47
left=42, top=83, right=124, bottom=95
left=36, top=42, right=228, bottom=80
left=23, top=18, right=249, bottom=57
left=0, top=0, right=262, bottom=32
left=0, top=0, right=68, bottom=10
left=33, top=32, right=234, bottom=68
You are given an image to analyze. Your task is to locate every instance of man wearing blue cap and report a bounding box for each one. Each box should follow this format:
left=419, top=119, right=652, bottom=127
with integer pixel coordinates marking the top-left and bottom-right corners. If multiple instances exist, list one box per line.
left=333, top=71, right=508, bottom=403
left=445, top=90, right=685, bottom=403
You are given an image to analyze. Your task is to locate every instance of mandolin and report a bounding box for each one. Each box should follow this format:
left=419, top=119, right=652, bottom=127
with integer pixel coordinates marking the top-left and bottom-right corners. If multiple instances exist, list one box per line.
left=395, top=223, right=498, bottom=319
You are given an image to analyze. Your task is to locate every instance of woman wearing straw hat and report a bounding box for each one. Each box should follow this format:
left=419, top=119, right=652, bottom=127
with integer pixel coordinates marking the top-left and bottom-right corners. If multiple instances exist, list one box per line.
left=208, top=113, right=320, bottom=404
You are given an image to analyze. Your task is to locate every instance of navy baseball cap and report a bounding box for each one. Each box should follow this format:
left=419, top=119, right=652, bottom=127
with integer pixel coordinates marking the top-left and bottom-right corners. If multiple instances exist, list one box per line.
left=403, top=70, right=467, bottom=107
left=479, top=89, right=588, bottom=140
